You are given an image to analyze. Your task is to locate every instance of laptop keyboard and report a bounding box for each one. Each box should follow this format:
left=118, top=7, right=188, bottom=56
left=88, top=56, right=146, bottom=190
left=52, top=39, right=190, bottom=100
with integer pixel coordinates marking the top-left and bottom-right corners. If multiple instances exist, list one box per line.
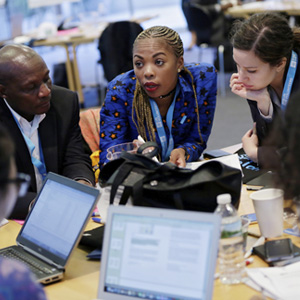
left=1, top=248, right=54, bottom=275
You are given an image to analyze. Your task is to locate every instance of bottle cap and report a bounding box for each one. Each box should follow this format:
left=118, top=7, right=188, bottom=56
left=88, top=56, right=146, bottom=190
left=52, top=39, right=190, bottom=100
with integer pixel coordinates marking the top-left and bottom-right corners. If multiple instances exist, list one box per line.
left=217, top=193, right=231, bottom=205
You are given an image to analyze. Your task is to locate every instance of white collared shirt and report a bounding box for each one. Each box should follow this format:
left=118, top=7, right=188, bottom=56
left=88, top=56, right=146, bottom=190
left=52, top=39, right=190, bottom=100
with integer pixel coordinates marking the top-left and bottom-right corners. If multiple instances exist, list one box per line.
left=4, top=100, right=46, bottom=191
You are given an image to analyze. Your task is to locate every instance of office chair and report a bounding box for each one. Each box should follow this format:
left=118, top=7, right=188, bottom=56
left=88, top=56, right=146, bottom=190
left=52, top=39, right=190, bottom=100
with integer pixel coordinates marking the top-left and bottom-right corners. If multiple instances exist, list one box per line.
left=97, top=21, right=143, bottom=83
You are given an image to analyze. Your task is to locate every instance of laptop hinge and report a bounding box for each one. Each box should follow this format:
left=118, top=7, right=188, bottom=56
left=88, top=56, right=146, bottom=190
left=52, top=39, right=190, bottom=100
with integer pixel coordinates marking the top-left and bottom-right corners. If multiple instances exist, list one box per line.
left=18, top=242, right=65, bottom=271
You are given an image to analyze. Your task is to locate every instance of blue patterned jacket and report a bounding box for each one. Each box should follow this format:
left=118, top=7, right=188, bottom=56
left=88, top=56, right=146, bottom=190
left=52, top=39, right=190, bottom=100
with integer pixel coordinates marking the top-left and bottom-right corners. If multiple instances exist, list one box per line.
left=99, top=63, right=217, bottom=168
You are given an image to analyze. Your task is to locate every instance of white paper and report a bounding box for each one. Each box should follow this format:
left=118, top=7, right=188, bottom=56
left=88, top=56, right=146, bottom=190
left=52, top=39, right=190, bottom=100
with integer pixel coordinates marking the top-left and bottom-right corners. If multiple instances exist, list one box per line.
left=246, top=261, right=300, bottom=300
left=186, top=154, right=242, bottom=172
left=96, top=185, right=132, bottom=224
left=0, top=218, right=8, bottom=227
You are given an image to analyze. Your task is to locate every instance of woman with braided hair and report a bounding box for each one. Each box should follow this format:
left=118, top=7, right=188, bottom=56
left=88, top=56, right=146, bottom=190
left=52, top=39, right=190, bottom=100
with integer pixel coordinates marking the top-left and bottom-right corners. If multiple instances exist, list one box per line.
left=99, top=25, right=217, bottom=169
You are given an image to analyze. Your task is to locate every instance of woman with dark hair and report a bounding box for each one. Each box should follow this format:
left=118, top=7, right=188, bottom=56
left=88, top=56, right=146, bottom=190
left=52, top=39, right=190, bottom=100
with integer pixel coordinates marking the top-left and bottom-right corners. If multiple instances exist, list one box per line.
left=229, top=12, right=300, bottom=166
left=99, top=25, right=217, bottom=169
left=0, top=126, right=46, bottom=299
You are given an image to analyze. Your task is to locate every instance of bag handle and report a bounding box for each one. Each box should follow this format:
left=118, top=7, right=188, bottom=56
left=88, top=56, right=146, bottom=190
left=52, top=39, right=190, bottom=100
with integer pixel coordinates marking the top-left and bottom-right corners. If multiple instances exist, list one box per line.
left=109, top=152, right=160, bottom=205
left=109, top=163, right=135, bottom=204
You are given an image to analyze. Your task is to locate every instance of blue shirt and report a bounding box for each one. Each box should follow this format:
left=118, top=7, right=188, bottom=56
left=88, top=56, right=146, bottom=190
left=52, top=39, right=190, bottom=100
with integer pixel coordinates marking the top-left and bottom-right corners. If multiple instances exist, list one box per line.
left=99, top=63, right=217, bottom=168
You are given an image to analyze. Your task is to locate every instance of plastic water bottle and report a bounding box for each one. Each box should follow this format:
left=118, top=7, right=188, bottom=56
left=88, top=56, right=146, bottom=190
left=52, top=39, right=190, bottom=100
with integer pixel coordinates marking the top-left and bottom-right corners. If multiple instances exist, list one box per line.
left=215, top=193, right=245, bottom=284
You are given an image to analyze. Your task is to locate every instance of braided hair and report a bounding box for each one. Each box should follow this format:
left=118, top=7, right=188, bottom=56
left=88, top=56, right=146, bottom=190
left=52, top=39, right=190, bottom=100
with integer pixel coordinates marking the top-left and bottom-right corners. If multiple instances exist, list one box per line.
left=131, top=26, right=203, bottom=149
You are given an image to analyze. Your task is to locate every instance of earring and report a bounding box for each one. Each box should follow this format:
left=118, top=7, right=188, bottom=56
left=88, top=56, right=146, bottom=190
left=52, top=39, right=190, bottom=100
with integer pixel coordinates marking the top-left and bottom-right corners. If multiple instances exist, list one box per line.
left=178, top=68, right=181, bottom=73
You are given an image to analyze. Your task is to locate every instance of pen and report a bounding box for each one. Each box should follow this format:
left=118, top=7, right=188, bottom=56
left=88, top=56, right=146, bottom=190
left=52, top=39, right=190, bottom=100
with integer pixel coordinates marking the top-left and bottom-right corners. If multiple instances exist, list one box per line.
left=92, top=211, right=100, bottom=217
left=92, top=217, right=102, bottom=223
left=245, top=257, right=254, bottom=266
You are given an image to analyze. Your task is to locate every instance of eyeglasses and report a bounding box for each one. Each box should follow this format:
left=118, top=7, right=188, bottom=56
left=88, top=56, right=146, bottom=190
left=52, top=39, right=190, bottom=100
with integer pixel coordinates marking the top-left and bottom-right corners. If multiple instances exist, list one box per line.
left=0, top=173, right=31, bottom=197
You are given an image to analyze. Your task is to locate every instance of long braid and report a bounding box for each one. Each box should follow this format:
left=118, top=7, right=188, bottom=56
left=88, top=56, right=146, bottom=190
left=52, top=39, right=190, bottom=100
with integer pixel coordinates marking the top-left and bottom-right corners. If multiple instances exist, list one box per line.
left=132, top=80, right=156, bottom=141
left=182, top=66, right=203, bottom=144
left=131, top=25, right=203, bottom=155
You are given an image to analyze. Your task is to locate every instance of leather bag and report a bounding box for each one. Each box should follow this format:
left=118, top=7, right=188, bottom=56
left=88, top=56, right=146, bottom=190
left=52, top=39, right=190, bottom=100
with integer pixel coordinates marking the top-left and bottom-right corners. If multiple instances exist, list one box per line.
left=99, top=152, right=242, bottom=212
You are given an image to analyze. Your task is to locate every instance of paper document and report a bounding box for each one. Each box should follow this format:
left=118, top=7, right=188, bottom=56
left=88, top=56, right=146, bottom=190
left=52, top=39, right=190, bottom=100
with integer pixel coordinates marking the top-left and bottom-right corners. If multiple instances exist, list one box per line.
left=186, top=154, right=241, bottom=172
left=96, top=185, right=132, bottom=223
left=0, top=219, right=8, bottom=227
left=246, top=261, right=300, bottom=300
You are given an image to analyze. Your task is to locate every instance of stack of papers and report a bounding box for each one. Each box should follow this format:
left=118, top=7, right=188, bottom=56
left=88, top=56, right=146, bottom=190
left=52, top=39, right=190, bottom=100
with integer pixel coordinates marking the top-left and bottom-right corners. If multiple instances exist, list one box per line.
left=246, top=261, right=300, bottom=299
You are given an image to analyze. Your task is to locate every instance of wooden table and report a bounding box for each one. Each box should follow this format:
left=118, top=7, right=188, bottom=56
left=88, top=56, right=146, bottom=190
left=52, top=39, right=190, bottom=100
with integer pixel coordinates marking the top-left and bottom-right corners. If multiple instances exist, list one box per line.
left=2, top=186, right=292, bottom=300
left=1, top=143, right=278, bottom=299
left=33, top=23, right=107, bottom=106
left=32, top=15, right=156, bottom=107
left=227, top=1, right=300, bottom=20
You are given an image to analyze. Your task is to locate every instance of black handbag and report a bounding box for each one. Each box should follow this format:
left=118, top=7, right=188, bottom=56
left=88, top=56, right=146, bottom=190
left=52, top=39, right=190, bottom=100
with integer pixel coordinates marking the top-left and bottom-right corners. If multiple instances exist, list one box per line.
left=99, top=151, right=242, bottom=212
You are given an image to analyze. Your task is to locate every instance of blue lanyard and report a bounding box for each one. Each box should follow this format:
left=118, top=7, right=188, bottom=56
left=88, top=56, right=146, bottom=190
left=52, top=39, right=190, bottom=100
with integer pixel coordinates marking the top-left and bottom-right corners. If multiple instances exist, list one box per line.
left=281, top=50, right=298, bottom=112
left=13, top=116, right=47, bottom=180
left=150, top=85, right=179, bottom=161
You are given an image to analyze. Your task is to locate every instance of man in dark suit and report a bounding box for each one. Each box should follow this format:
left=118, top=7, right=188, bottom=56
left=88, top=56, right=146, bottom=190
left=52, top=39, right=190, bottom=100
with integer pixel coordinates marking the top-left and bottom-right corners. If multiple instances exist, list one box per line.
left=0, top=44, right=95, bottom=219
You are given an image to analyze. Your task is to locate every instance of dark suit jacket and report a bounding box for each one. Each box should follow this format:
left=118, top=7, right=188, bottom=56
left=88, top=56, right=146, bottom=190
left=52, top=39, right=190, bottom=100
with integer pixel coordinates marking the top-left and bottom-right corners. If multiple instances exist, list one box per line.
left=0, top=85, right=95, bottom=219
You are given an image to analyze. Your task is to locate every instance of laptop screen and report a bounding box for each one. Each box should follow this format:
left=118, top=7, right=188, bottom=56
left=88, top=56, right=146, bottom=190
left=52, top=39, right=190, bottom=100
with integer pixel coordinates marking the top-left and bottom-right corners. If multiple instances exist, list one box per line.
left=17, top=172, right=99, bottom=267
left=98, top=206, right=221, bottom=300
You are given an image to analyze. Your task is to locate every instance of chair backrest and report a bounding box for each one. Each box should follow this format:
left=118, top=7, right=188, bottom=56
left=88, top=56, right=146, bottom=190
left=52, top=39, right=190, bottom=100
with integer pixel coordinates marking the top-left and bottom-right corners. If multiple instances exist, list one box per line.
left=187, top=3, right=226, bottom=46
left=188, top=5, right=213, bottom=45
left=98, top=21, right=143, bottom=82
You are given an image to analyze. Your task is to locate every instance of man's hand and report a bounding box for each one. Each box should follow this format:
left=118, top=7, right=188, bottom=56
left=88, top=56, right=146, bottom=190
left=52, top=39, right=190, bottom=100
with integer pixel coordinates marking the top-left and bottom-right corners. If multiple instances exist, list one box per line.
left=169, top=148, right=186, bottom=168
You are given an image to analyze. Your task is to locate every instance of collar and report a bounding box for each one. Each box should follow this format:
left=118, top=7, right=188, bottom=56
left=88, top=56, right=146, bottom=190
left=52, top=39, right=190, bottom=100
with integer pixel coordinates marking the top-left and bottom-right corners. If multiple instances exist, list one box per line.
left=4, top=99, right=46, bottom=131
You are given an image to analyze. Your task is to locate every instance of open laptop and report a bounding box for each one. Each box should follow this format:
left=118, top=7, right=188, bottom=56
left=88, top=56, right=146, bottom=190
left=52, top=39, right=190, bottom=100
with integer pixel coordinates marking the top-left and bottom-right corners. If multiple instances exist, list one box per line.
left=97, top=205, right=221, bottom=300
left=0, top=172, right=100, bottom=284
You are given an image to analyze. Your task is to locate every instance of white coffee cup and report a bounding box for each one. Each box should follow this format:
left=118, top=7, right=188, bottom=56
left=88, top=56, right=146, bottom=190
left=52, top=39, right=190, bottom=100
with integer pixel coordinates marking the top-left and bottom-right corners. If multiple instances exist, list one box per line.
left=250, top=188, right=284, bottom=238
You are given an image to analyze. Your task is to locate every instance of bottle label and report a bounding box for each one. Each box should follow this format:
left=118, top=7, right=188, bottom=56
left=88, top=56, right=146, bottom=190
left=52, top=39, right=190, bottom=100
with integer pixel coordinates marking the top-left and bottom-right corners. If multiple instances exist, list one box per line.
left=221, top=219, right=242, bottom=238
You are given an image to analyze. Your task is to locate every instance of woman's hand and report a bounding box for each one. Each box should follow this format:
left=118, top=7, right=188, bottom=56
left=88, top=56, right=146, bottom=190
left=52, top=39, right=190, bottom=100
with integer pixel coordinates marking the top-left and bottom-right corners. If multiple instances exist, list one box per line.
left=169, top=148, right=186, bottom=168
left=242, top=123, right=259, bottom=163
left=230, top=73, right=271, bottom=116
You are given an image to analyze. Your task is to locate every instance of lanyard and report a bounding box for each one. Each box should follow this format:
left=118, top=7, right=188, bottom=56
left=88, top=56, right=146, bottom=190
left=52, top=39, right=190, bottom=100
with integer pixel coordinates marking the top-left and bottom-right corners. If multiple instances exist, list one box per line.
left=281, top=50, right=298, bottom=112
left=150, top=85, right=179, bottom=161
left=13, top=116, right=47, bottom=180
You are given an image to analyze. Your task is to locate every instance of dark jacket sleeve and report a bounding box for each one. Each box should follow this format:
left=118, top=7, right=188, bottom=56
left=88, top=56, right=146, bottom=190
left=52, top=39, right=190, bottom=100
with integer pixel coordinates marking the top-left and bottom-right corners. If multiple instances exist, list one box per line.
left=39, top=86, right=95, bottom=185
left=7, top=86, right=95, bottom=219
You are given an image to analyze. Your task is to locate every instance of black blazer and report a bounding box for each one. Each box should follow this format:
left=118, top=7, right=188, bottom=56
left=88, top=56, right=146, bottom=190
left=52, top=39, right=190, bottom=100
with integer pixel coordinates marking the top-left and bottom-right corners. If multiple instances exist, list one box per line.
left=0, top=85, right=95, bottom=219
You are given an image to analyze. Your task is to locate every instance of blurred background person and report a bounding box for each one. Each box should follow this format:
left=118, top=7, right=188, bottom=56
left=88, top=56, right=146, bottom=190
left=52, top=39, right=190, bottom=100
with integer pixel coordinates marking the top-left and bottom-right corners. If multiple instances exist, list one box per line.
left=0, top=125, right=47, bottom=299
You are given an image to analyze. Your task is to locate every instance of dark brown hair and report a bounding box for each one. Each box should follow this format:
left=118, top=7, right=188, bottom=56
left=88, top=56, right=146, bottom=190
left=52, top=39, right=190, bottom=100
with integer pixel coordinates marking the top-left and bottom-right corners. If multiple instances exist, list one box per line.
left=230, top=12, right=300, bottom=66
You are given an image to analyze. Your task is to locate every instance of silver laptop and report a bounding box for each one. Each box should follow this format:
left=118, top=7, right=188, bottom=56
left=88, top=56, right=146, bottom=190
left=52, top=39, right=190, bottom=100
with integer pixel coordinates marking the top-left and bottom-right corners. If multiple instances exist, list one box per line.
left=0, top=172, right=100, bottom=284
left=97, top=205, right=221, bottom=300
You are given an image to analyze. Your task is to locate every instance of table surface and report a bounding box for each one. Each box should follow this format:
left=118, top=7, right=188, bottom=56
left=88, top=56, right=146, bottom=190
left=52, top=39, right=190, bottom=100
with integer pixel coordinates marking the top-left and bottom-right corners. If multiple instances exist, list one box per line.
left=227, top=0, right=300, bottom=18
left=2, top=185, right=298, bottom=300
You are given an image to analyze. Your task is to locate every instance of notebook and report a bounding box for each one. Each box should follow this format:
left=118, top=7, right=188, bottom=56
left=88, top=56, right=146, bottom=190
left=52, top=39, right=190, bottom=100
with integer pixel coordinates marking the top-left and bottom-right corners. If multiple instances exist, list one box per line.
left=97, top=206, right=221, bottom=300
left=0, top=172, right=100, bottom=284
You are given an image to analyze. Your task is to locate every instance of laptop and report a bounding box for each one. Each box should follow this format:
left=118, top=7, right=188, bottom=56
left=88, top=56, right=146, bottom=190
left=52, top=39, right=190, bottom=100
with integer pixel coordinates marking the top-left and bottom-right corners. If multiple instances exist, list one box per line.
left=97, top=205, right=221, bottom=300
left=0, top=172, right=100, bottom=284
